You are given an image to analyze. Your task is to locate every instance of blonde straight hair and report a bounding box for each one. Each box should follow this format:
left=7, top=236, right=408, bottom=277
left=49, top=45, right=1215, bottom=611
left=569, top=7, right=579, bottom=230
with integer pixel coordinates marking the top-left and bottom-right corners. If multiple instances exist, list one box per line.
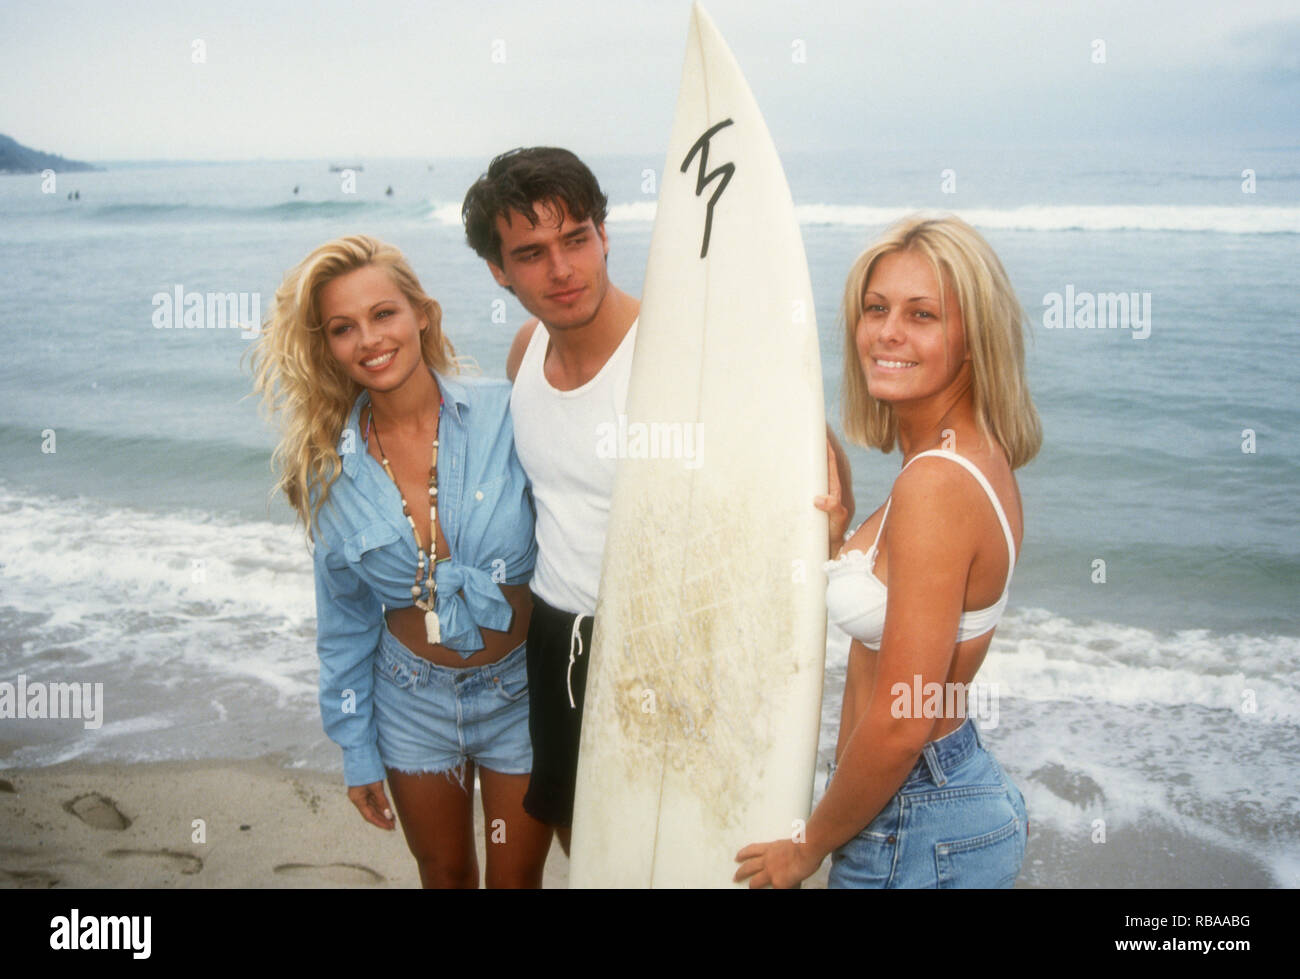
left=248, top=235, right=458, bottom=540
left=840, top=214, right=1042, bottom=469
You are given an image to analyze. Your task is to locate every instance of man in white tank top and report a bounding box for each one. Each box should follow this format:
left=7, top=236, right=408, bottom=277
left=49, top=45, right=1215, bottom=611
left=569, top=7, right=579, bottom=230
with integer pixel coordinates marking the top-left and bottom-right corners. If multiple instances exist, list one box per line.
left=462, top=147, right=855, bottom=860
left=462, top=148, right=638, bottom=856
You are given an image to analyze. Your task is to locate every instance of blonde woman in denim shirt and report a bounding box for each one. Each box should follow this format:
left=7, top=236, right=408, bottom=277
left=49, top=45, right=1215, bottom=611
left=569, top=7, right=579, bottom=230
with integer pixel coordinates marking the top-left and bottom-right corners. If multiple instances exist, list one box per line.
left=735, top=215, right=1037, bottom=888
left=252, top=236, right=551, bottom=887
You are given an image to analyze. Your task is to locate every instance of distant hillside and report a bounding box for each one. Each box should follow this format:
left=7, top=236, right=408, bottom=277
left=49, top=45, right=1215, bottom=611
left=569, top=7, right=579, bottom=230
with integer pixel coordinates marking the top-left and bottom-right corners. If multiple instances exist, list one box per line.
left=0, top=134, right=100, bottom=174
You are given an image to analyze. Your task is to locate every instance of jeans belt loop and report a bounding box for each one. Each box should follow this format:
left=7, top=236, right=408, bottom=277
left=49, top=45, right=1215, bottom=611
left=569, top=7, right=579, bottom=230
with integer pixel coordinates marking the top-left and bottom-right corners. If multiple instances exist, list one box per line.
left=922, top=742, right=947, bottom=786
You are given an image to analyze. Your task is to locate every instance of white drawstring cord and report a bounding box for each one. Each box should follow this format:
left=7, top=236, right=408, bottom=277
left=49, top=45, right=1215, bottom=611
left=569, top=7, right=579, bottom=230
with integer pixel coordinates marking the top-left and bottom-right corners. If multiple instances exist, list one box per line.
left=566, top=614, right=587, bottom=708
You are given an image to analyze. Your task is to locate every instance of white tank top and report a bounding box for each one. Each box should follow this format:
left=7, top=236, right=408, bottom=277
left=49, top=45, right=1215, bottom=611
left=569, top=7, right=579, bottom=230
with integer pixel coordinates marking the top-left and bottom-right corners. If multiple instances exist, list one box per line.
left=510, top=318, right=638, bottom=615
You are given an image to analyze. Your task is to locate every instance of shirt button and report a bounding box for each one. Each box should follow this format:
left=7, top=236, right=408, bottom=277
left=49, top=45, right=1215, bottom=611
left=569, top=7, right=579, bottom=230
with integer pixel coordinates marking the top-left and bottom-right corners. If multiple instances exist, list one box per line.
left=475, top=490, right=484, bottom=500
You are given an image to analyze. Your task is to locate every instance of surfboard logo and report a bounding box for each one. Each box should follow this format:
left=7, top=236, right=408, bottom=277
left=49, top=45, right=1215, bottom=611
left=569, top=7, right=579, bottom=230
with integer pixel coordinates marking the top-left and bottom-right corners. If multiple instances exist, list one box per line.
left=680, top=118, right=735, bottom=259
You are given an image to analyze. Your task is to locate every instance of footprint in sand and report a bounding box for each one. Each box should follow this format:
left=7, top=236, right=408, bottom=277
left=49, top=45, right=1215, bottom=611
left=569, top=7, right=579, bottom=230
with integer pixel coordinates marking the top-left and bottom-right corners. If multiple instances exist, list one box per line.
left=106, top=849, right=203, bottom=876
left=273, top=862, right=385, bottom=885
left=62, top=792, right=131, bottom=830
left=0, top=867, right=60, bottom=888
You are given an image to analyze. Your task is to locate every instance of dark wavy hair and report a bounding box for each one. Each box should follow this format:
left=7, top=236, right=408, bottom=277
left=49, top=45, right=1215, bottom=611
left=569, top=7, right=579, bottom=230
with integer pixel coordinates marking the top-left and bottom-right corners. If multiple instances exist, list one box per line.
left=462, top=147, right=610, bottom=267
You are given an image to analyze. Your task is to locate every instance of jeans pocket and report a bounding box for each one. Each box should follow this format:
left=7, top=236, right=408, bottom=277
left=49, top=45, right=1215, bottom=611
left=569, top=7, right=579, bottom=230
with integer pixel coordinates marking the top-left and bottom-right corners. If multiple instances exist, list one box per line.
left=828, top=796, right=901, bottom=889
left=935, top=813, right=1023, bottom=888
left=491, top=647, right=528, bottom=704
left=375, top=651, right=417, bottom=691
left=829, top=830, right=898, bottom=889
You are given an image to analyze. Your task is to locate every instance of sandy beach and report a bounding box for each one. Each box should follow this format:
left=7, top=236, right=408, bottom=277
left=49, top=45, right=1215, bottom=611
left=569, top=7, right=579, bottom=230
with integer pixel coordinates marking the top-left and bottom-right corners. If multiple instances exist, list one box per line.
left=0, top=758, right=834, bottom=889
left=1, top=758, right=543, bottom=888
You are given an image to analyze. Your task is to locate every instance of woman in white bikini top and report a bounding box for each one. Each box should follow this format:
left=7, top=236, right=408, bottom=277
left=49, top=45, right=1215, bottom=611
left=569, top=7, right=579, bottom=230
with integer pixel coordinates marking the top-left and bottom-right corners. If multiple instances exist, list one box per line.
left=736, top=214, right=1042, bottom=889
left=825, top=447, right=1019, bottom=650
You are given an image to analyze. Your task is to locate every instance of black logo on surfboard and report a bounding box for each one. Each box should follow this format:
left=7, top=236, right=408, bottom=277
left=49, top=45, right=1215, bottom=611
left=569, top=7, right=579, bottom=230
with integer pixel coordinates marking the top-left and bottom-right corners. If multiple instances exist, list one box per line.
left=680, top=119, right=735, bottom=259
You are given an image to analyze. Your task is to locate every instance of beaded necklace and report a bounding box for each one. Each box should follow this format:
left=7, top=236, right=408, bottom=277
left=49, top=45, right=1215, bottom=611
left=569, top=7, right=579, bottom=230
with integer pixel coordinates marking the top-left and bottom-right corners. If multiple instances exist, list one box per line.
left=365, top=397, right=444, bottom=645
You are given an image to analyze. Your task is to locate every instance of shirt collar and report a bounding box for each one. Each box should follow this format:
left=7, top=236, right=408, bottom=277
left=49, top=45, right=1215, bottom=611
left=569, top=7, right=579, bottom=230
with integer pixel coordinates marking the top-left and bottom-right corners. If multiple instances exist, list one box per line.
left=340, top=368, right=468, bottom=477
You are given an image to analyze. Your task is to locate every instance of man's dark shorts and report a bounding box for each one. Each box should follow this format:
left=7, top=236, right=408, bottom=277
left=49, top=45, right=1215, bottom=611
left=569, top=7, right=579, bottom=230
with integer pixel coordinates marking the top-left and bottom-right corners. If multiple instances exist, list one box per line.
left=522, top=590, right=594, bottom=827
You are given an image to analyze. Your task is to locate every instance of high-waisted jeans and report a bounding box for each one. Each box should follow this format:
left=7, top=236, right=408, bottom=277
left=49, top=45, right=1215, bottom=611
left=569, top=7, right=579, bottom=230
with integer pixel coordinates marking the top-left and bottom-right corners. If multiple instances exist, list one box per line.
left=827, top=718, right=1028, bottom=888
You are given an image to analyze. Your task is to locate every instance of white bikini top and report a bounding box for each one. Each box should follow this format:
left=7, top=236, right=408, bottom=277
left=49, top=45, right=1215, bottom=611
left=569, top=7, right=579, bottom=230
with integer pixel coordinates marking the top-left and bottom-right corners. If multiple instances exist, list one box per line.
left=824, top=449, right=1017, bottom=649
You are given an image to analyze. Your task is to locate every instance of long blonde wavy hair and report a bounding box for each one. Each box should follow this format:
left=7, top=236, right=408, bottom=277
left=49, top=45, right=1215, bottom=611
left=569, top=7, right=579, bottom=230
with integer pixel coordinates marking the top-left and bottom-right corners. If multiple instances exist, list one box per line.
left=249, top=235, right=457, bottom=540
left=840, top=214, right=1042, bottom=469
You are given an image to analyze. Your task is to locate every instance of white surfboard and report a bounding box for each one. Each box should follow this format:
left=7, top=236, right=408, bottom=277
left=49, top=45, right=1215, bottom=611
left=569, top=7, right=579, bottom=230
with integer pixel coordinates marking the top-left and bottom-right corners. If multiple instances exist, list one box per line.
left=569, top=2, right=828, bottom=888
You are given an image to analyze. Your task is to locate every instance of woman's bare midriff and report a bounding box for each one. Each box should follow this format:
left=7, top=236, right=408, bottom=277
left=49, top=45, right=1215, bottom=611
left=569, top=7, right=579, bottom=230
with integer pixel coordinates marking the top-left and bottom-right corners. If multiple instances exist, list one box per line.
left=835, top=637, right=992, bottom=764
left=384, top=582, right=533, bottom=668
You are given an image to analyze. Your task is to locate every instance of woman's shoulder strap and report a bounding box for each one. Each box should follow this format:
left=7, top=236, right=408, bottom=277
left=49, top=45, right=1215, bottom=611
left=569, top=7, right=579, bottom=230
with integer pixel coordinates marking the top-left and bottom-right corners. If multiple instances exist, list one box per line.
left=901, top=449, right=1016, bottom=561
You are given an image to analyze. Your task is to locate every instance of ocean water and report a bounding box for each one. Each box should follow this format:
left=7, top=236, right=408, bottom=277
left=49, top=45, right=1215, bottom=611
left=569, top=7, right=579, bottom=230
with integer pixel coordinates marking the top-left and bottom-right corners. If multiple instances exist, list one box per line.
left=1, top=146, right=1297, bottom=887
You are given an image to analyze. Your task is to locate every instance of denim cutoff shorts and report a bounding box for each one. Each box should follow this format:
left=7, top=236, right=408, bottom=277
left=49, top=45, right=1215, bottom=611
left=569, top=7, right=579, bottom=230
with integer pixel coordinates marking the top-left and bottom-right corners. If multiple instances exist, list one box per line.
left=372, top=622, right=532, bottom=781
left=827, top=718, right=1027, bottom=888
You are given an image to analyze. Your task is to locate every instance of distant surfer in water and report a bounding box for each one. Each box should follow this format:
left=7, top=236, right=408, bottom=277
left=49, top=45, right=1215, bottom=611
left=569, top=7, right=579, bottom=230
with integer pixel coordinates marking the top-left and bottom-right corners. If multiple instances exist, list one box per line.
left=736, top=214, right=1040, bottom=888
left=251, top=235, right=551, bottom=887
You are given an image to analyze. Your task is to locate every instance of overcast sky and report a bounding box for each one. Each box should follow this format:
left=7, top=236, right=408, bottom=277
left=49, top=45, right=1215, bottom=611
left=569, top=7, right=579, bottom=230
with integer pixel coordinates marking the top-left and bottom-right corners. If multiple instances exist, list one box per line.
left=2, top=0, right=1297, bottom=162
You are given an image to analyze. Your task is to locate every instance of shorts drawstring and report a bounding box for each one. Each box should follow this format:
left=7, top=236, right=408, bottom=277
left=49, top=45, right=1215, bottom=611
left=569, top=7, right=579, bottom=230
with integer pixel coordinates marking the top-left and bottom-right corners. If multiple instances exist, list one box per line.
left=566, top=613, right=587, bottom=709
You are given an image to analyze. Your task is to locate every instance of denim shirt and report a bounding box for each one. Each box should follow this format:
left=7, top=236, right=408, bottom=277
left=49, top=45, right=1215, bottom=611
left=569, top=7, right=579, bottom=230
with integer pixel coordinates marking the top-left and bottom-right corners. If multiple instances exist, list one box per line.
left=310, top=370, right=537, bottom=786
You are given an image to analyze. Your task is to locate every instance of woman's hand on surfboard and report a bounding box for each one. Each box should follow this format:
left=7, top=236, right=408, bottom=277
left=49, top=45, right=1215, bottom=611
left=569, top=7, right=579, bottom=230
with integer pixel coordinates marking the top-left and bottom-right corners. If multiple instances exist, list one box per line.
left=815, top=442, right=850, bottom=556
left=733, top=838, right=823, bottom=889
left=347, top=781, right=396, bottom=830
